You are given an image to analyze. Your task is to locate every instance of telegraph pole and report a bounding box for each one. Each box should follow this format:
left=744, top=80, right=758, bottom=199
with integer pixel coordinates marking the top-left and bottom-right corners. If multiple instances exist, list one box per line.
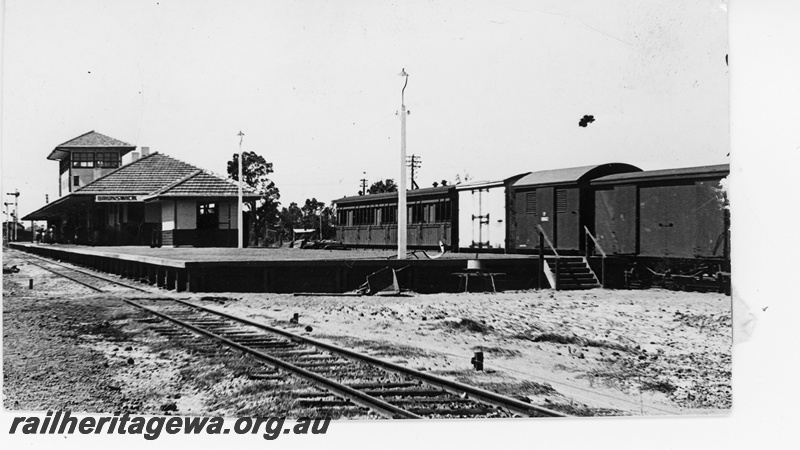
left=237, top=131, right=244, bottom=249
left=407, top=154, right=421, bottom=190
left=397, top=69, right=410, bottom=259
left=360, top=173, right=368, bottom=195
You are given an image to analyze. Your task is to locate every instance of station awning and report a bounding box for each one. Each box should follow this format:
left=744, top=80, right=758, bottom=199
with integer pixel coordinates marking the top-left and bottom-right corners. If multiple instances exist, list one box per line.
left=21, top=194, right=95, bottom=221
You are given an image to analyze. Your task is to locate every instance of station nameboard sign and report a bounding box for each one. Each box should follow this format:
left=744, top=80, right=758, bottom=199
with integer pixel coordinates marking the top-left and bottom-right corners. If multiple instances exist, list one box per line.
left=95, top=195, right=144, bottom=202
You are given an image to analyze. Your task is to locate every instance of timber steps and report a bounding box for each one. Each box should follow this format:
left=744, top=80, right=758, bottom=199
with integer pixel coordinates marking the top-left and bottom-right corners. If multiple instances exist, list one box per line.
left=543, top=256, right=601, bottom=290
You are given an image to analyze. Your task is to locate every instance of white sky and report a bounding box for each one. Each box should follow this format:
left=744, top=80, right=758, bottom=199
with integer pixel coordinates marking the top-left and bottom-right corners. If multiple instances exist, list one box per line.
left=2, top=0, right=728, bottom=217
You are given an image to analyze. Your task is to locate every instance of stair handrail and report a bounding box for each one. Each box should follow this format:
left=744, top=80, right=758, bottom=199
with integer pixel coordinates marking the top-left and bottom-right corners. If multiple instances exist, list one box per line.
left=584, top=226, right=606, bottom=288
left=537, top=225, right=560, bottom=290
left=583, top=226, right=606, bottom=258
left=536, top=225, right=560, bottom=257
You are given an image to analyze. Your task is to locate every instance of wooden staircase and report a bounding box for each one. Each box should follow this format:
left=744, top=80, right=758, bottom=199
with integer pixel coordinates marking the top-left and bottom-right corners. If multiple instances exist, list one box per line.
left=542, top=256, right=601, bottom=290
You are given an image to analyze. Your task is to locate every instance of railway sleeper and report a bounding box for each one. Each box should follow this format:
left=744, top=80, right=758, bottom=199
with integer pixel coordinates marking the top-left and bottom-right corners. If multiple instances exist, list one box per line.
left=293, top=361, right=351, bottom=369
left=408, top=407, right=498, bottom=417
left=295, top=399, right=354, bottom=407
left=388, top=398, right=473, bottom=405
left=346, top=381, right=422, bottom=390
left=262, top=349, right=320, bottom=357
left=360, top=388, right=450, bottom=398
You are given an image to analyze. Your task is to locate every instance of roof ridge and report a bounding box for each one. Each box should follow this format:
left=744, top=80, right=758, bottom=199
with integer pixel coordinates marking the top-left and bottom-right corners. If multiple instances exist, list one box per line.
left=55, top=130, right=95, bottom=148
left=148, top=169, right=204, bottom=196
left=55, top=130, right=136, bottom=148
left=144, top=154, right=259, bottom=194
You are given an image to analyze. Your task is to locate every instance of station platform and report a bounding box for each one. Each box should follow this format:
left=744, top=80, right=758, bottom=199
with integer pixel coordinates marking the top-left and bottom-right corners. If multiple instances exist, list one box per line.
left=8, top=243, right=543, bottom=294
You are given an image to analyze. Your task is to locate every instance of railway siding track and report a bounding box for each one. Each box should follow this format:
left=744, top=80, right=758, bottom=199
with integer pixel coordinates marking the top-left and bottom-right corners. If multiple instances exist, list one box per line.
left=15, top=251, right=151, bottom=294
left=9, top=250, right=566, bottom=419
left=126, top=298, right=566, bottom=419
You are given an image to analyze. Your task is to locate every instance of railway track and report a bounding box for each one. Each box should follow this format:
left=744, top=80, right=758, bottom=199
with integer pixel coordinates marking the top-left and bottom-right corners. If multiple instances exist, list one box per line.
left=126, top=298, right=566, bottom=419
left=16, top=251, right=151, bottom=294
left=9, top=250, right=566, bottom=419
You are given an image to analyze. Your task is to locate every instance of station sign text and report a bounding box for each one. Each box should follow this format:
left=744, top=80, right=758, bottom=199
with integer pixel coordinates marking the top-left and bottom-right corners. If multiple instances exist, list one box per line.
left=95, top=195, right=144, bottom=202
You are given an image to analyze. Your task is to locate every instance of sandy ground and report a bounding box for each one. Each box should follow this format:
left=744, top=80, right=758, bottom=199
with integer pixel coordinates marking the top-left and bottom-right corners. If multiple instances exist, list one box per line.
left=3, top=248, right=731, bottom=417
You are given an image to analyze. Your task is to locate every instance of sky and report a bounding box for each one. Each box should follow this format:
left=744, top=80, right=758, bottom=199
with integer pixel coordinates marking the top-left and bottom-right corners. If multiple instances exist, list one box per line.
left=2, top=0, right=728, bottom=218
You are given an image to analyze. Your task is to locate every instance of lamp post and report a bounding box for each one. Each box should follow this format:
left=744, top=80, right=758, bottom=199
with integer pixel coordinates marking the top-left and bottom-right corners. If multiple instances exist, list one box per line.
left=397, top=68, right=410, bottom=259
left=237, top=131, right=244, bottom=249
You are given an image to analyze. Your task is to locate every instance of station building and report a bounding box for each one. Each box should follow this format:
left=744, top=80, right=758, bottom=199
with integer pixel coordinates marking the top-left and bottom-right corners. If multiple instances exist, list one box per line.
left=23, top=131, right=258, bottom=247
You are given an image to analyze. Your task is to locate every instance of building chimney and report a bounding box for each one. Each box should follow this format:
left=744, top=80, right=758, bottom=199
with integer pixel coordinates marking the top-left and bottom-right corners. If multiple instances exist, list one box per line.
left=131, top=152, right=140, bottom=162
left=141, top=146, right=150, bottom=156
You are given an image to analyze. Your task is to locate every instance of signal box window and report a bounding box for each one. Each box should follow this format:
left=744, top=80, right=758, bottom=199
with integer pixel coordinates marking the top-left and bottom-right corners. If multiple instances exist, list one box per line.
left=72, top=152, right=95, bottom=168
left=96, top=152, right=120, bottom=168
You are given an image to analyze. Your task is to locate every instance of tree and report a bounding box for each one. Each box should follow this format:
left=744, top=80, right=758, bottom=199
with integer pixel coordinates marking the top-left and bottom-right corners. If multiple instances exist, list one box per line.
left=279, top=202, right=303, bottom=238
left=368, top=179, right=397, bottom=194
left=279, top=198, right=337, bottom=240
left=227, top=151, right=281, bottom=246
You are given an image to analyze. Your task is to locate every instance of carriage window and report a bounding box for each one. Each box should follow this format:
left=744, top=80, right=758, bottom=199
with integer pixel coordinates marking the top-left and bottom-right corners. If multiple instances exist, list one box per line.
left=381, top=206, right=397, bottom=224
left=435, top=200, right=452, bottom=223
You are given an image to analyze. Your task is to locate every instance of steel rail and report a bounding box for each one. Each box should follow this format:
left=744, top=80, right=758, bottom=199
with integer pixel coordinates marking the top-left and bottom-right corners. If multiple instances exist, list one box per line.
left=124, top=299, right=423, bottom=420
left=176, top=299, right=566, bottom=418
left=23, top=253, right=151, bottom=292
left=24, top=259, right=105, bottom=292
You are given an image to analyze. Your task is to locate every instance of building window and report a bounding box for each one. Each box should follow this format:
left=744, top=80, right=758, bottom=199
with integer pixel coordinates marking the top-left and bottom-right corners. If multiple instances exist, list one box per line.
left=96, top=152, right=119, bottom=168
left=73, top=176, right=80, bottom=186
left=72, top=152, right=95, bottom=168
left=197, top=202, right=218, bottom=229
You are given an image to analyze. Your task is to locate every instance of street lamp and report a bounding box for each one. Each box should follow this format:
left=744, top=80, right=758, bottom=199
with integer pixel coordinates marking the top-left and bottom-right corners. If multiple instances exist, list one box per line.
left=397, top=68, right=410, bottom=259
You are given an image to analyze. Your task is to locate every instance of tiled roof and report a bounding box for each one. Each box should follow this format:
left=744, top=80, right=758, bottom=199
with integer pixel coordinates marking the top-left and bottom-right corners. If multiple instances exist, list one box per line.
left=55, top=131, right=136, bottom=149
left=147, top=170, right=259, bottom=198
left=74, top=152, right=259, bottom=198
left=75, top=153, right=206, bottom=195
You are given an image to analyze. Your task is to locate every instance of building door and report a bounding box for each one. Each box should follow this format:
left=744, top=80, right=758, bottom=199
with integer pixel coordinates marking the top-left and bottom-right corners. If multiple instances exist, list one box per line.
left=197, top=202, right=219, bottom=246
